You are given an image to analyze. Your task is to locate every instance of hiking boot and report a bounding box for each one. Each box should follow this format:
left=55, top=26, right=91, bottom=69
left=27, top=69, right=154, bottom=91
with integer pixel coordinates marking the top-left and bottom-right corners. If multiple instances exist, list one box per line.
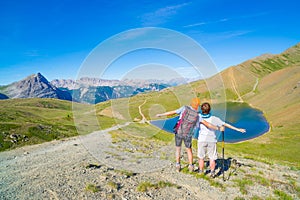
left=210, top=170, right=216, bottom=178
left=188, top=164, right=194, bottom=173
left=198, top=169, right=204, bottom=175
left=175, top=163, right=181, bottom=172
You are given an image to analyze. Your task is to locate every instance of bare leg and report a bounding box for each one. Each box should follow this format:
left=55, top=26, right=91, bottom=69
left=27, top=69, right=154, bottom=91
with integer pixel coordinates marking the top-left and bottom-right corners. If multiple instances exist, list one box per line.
left=186, top=148, right=193, bottom=165
left=198, top=159, right=205, bottom=171
left=210, top=159, right=216, bottom=172
left=175, top=146, right=181, bottom=164
left=186, top=147, right=194, bottom=172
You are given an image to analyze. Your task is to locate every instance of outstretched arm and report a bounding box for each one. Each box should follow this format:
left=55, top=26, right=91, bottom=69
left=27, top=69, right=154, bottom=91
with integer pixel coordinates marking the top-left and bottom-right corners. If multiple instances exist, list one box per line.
left=224, top=123, right=246, bottom=133
left=156, top=110, right=177, bottom=117
left=201, top=120, right=221, bottom=131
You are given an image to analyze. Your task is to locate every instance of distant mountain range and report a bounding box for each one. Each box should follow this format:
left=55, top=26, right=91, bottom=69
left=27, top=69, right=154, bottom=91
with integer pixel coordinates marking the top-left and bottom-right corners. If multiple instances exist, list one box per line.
left=0, top=73, right=185, bottom=104
left=50, top=77, right=189, bottom=89
left=66, top=82, right=170, bottom=104
left=0, top=73, right=72, bottom=101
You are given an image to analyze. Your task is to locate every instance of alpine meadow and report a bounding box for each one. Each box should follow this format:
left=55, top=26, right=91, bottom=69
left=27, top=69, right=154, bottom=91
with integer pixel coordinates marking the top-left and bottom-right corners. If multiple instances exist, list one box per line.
left=1, top=43, right=299, bottom=167
left=0, top=43, right=299, bottom=200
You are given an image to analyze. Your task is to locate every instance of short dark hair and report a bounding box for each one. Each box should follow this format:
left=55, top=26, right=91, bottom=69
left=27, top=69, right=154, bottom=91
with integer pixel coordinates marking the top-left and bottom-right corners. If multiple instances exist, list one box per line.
left=201, top=102, right=211, bottom=114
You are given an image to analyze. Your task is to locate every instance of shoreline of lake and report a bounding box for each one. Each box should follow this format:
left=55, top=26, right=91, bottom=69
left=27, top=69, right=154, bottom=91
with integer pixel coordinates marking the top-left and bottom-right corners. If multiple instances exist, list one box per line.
left=151, top=102, right=270, bottom=143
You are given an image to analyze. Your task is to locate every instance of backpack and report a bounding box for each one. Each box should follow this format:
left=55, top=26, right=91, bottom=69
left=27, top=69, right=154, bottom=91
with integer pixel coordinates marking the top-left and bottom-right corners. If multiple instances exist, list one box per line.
left=173, top=106, right=199, bottom=136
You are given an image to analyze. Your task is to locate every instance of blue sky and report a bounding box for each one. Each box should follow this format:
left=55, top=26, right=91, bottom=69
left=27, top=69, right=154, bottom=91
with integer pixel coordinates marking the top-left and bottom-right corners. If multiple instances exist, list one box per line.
left=1, top=0, right=300, bottom=85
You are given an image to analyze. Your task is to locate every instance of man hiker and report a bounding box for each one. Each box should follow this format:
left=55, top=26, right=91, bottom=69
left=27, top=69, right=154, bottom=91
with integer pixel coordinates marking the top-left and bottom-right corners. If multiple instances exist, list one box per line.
left=156, top=98, right=221, bottom=172
left=197, top=102, right=246, bottom=178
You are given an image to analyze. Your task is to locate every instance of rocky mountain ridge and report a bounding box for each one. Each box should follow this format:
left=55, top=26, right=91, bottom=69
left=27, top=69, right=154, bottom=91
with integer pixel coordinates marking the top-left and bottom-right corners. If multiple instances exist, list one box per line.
left=66, top=82, right=169, bottom=104
left=0, top=73, right=171, bottom=104
left=0, top=73, right=72, bottom=101
left=51, top=77, right=189, bottom=89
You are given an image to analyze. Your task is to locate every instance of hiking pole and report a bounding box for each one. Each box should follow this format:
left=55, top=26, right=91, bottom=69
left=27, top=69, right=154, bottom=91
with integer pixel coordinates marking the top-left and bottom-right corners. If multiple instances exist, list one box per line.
left=222, top=130, right=225, bottom=182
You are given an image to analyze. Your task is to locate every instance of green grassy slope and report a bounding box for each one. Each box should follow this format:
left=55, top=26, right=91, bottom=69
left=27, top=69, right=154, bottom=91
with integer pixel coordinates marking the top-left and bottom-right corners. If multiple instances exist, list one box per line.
left=123, top=43, right=300, bottom=168
left=0, top=99, right=74, bottom=151
left=222, top=44, right=300, bottom=168
left=225, top=66, right=300, bottom=168
left=231, top=43, right=300, bottom=96
left=0, top=98, right=117, bottom=151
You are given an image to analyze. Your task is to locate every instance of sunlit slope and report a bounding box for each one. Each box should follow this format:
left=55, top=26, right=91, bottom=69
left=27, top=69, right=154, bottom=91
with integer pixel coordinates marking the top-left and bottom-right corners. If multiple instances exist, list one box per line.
left=196, top=44, right=300, bottom=168
left=0, top=98, right=117, bottom=151
left=226, top=65, right=300, bottom=166
left=119, top=43, right=300, bottom=167
left=190, top=43, right=300, bottom=102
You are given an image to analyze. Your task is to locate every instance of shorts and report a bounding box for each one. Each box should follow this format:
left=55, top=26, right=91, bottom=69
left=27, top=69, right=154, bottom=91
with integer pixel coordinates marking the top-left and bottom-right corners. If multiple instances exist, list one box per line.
left=197, top=142, right=218, bottom=160
left=175, top=134, right=192, bottom=148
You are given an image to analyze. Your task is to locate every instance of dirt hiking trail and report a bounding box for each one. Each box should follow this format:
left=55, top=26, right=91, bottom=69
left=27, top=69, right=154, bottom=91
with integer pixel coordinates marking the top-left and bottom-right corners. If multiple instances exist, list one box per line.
left=0, top=123, right=299, bottom=200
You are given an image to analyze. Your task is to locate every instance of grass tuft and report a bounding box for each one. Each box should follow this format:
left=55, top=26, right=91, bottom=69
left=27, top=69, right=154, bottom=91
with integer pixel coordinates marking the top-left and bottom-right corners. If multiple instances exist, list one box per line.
left=233, top=178, right=253, bottom=194
left=274, top=189, right=293, bottom=200
left=136, top=181, right=180, bottom=192
left=107, top=181, right=120, bottom=190
left=85, top=183, right=100, bottom=193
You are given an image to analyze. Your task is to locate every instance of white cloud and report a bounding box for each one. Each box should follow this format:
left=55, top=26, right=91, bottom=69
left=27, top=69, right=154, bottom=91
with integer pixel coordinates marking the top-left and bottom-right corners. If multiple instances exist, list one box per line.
left=183, top=22, right=207, bottom=28
left=219, top=30, right=252, bottom=39
left=184, top=12, right=267, bottom=28
left=190, top=30, right=253, bottom=44
left=140, top=2, right=190, bottom=26
left=184, top=18, right=229, bottom=28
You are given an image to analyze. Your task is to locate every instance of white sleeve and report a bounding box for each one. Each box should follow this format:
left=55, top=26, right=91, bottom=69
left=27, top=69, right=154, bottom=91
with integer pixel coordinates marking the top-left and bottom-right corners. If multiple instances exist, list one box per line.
left=212, top=116, right=225, bottom=127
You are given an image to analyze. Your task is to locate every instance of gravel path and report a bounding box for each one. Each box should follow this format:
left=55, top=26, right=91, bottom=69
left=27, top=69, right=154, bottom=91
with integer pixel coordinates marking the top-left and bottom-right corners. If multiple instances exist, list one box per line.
left=0, top=123, right=299, bottom=200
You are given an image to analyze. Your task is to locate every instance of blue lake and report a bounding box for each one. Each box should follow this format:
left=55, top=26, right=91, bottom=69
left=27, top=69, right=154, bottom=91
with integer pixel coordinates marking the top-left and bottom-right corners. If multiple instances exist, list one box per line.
left=151, top=102, right=270, bottom=143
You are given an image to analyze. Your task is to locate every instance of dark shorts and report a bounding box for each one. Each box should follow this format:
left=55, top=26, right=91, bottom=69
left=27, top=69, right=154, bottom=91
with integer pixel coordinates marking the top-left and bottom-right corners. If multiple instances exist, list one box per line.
left=175, top=134, right=192, bottom=148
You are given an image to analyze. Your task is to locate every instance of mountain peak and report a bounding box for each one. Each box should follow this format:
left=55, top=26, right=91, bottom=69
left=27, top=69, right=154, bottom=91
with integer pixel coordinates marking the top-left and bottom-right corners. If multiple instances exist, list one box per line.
left=0, top=73, right=72, bottom=100
left=26, top=72, right=48, bottom=83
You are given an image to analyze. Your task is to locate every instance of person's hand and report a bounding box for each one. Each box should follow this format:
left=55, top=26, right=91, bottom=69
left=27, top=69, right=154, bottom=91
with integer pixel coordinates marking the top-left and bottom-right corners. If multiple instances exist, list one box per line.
left=156, top=114, right=163, bottom=117
left=239, top=128, right=246, bottom=133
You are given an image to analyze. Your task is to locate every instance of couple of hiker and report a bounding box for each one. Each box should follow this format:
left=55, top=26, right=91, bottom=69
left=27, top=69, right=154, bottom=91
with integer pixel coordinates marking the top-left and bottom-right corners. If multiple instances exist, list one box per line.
left=156, top=98, right=246, bottom=178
